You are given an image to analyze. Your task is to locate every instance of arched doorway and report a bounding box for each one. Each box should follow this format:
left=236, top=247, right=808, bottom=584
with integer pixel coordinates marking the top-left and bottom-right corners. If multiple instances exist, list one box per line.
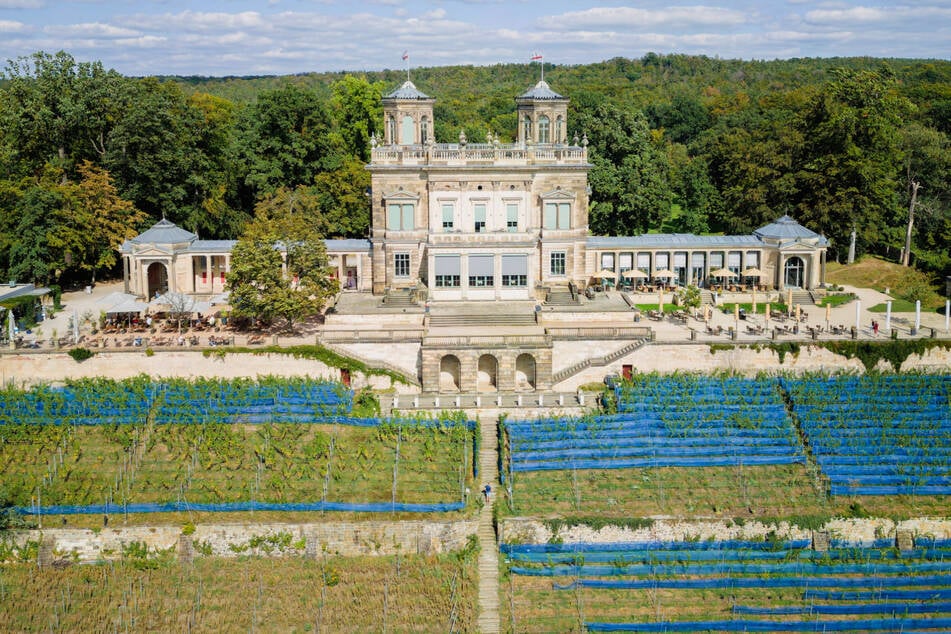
left=439, top=355, right=461, bottom=392
left=146, top=262, right=169, bottom=299
left=477, top=354, right=498, bottom=392
left=784, top=256, right=805, bottom=289
left=515, top=353, right=536, bottom=391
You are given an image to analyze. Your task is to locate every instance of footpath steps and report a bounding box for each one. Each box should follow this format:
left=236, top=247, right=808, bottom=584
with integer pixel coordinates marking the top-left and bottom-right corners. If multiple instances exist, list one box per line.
left=790, top=289, right=816, bottom=306
left=477, top=416, right=501, bottom=634
left=551, top=339, right=648, bottom=384
left=428, top=313, right=537, bottom=328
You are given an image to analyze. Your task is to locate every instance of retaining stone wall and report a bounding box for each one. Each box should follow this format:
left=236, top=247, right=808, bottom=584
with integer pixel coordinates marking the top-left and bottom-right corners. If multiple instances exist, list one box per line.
left=501, top=517, right=951, bottom=547
left=11, top=519, right=478, bottom=563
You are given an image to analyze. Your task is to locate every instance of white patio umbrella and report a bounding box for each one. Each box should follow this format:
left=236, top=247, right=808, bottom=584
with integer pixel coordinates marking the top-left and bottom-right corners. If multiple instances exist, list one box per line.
left=710, top=267, right=736, bottom=279
left=621, top=269, right=648, bottom=279
left=652, top=269, right=675, bottom=279
left=741, top=267, right=764, bottom=277
left=594, top=269, right=617, bottom=279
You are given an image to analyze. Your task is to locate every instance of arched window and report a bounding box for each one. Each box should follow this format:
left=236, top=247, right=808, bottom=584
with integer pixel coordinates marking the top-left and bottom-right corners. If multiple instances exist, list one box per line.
left=555, top=116, right=564, bottom=143
left=420, top=116, right=429, bottom=144
left=400, top=115, right=415, bottom=145
left=387, top=116, right=396, bottom=144
left=538, top=115, right=550, bottom=144
left=523, top=116, right=532, bottom=142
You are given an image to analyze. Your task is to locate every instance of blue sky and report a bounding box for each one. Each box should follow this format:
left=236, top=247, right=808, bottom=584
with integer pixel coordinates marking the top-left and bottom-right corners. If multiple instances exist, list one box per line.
left=1, top=1, right=949, bottom=76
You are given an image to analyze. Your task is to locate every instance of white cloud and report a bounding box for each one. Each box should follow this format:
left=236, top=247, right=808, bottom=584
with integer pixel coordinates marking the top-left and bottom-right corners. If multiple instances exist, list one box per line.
left=44, top=23, right=141, bottom=38
left=0, top=0, right=42, bottom=7
left=540, top=6, right=750, bottom=30
left=0, top=20, right=27, bottom=33
left=805, top=5, right=951, bottom=26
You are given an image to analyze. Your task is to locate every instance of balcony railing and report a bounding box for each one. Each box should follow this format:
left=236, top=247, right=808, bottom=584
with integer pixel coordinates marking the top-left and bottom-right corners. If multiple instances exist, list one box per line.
left=371, top=143, right=587, bottom=167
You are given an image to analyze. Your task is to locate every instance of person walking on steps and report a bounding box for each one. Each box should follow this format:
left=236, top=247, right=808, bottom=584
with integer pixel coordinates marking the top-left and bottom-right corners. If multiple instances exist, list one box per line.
left=482, top=484, right=491, bottom=502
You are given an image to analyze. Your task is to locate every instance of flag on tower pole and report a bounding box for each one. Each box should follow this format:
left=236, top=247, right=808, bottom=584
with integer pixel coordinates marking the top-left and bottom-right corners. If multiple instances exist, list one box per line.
left=402, top=51, right=409, bottom=61
left=531, top=52, right=544, bottom=81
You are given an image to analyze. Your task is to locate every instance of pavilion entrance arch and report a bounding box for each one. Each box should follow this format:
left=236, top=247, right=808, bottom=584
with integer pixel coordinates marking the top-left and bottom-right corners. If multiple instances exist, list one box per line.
left=477, top=354, right=498, bottom=392
left=439, top=355, right=461, bottom=392
left=146, top=262, right=169, bottom=299
left=515, top=353, right=536, bottom=391
left=783, top=256, right=805, bottom=289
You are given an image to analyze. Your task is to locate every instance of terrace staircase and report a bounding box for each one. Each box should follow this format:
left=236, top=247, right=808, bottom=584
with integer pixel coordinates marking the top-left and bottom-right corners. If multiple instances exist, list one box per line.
left=380, top=288, right=417, bottom=308
left=789, top=290, right=816, bottom=306
left=544, top=287, right=579, bottom=307
left=700, top=289, right=715, bottom=305
left=551, top=338, right=649, bottom=385
left=428, top=312, right=537, bottom=329
left=476, top=416, right=501, bottom=634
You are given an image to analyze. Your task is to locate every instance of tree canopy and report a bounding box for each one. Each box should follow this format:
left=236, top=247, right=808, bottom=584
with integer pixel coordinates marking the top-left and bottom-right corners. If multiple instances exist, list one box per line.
left=1, top=51, right=949, bottom=288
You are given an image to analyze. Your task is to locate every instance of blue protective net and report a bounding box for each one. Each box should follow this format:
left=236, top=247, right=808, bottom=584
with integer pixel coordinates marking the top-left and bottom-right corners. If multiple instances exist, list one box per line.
left=781, top=375, right=951, bottom=496
left=585, top=617, right=951, bottom=632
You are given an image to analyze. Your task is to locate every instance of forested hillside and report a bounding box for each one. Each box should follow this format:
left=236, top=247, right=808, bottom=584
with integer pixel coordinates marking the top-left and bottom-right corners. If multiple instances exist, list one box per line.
left=1, top=51, right=949, bottom=288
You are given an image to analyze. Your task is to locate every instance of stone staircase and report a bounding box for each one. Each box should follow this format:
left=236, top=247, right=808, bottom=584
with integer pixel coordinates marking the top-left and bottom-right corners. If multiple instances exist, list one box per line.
left=381, top=288, right=417, bottom=307
left=544, top=288, right=579, bottom=306
left=428, top=313, right=537, bottom=328
left=551, top=338, right=648, bottom=384
left=700, top=289, right=715, bottom=305
left=789, top=289, right=816, bottom=306
left=477, top=416, right=500, bottom=634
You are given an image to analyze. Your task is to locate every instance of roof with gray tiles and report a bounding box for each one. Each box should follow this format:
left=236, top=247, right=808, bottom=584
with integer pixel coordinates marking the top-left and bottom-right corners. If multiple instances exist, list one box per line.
left=129, top=219, right=197, bottom=245
left=326, top=239, right=371, bottom=252
left=517, top=80, right=566, bottom=101
left=587, top=234, right=764, bottom=250
left=384, top=80, right=431, bottom=100
left=754, top=214, right=822, bottom=241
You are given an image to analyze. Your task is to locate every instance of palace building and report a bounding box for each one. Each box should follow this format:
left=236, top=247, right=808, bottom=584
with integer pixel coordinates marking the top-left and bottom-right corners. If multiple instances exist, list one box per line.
left=121, top=77, right=828, bottom=304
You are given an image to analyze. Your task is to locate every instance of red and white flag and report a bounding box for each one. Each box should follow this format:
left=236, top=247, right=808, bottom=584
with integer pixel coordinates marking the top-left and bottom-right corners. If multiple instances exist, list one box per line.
left=531, top=52, right=543, bottom=61
left=402, top=51, right=409, bottom=61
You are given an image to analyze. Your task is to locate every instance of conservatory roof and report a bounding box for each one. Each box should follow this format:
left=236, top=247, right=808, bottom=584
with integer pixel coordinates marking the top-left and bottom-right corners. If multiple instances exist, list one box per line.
left=587, top=234, right=765, bottom=250
left=326, top=239, right=371, bottom=253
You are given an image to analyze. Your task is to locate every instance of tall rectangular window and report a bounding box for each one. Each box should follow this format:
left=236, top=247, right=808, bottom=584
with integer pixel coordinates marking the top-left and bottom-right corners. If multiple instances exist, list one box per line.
left=387, top=203, right=414, bottom=230
left=434, top=255, right=461, bottom=288
left=474, top=204, right=486, bottom=233
left=543, top=202, right=571, bottom=229
left=468, top=255, right=494, bottom=287
left=558, top=203, right=570, bottom=229
left=394, top=253, right=410, bottom=278
left=728, top=251, right=742, bottom=276
left=600, top=253, right=615, bottom=271
left=619, top=252, right=633, bottom=272
left=636, top=253, right=651, bottom=275
left=441, top=204, right=454, bottom=231
left=550, top=252, right=566, bottom=276
left=502, top=255, right=528, bottom=287
left=506, top=204, right=518, bottom=232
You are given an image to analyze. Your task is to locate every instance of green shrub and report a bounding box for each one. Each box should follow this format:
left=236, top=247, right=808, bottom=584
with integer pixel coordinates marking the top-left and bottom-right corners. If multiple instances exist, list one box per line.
left=67, top=347, right=95, bottom=362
